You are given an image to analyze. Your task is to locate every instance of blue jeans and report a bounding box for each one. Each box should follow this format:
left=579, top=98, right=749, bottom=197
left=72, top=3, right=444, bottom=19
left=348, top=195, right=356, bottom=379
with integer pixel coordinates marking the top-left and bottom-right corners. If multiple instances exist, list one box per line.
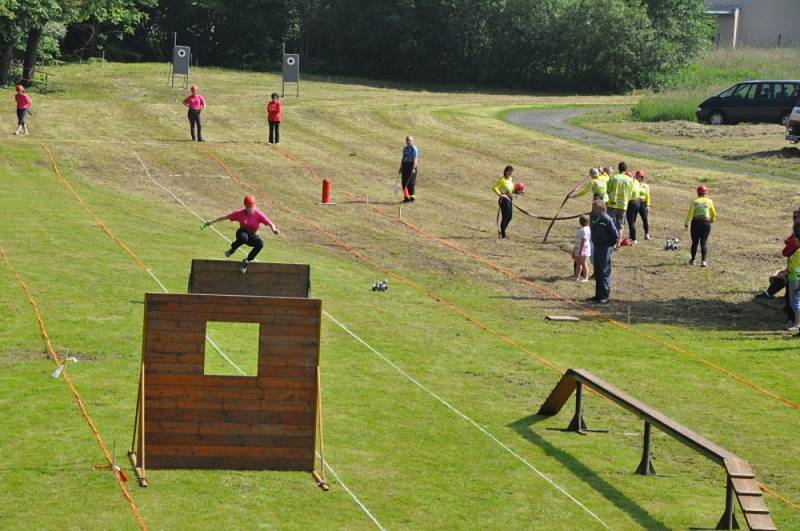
left=594, top=245, right=613, bottom=300
left=789, top=279, right=800, bottom=317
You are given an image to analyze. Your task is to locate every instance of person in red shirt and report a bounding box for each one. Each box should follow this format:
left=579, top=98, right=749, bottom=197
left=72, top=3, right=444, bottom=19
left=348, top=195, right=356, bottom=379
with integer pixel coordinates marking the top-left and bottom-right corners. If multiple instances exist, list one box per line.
left=267, top=93, right=281, bottom=144
left=202, top=195, right=279, bottom=273
left=14, top=85, right=32, bottom=136
left=182, top=85, right=206, bottom=141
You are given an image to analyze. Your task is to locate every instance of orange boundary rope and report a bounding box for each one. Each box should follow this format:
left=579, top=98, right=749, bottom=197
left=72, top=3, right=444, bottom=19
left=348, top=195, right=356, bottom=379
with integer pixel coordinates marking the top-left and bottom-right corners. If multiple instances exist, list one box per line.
left=265, top=144, right=800, bottom=412
left=0, top=246, right=148, bottom=530
left=257, top=145, right=800, bottom=509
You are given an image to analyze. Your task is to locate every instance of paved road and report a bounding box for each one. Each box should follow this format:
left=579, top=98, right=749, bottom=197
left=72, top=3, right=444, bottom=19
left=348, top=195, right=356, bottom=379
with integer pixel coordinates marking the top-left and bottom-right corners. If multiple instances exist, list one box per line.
left=505, top=107, right=792, bottom=182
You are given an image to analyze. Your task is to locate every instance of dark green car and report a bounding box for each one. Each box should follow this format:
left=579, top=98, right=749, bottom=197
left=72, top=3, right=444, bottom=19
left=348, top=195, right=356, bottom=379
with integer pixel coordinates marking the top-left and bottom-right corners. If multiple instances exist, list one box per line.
left=696, top=80, right=800, bottom=125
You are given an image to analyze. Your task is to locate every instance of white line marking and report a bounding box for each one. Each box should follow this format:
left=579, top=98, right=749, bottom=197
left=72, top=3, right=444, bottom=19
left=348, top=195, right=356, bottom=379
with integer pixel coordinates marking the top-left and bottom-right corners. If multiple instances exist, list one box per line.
left=324, top=311, right=611, bottom=530
left=135, top=151, right=386, bottom=530
left=317, top=452, right=386, bottom=531
left=205, top=336, right=247, bottom=376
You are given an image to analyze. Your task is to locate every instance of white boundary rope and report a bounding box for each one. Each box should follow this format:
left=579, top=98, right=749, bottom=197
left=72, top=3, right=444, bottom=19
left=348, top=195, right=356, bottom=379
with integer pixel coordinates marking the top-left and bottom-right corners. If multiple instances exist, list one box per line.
left=134, top=151, right=385, bottom=530
left=324, top=312, right=611, bottom=529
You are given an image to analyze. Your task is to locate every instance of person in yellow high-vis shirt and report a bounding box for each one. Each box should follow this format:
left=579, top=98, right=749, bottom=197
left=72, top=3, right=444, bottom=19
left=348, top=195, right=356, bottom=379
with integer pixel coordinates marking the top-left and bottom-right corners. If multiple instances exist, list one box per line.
left=606, top=161, right=635, bottom=238
left=570, top=167, right=608, bottom=203
left=787, top=242, right=800, bottom=331
left=626, top=170, right=651, bottom=243
left=685, top=185, right=717, bottom=267
left=492, top=165, right=516, bottom=239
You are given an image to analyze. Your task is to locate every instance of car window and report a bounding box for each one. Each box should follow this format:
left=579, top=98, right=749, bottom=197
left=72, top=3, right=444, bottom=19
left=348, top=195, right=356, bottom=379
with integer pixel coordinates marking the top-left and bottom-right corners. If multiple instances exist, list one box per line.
left=777, top=83, right=799, bottom=99
left=731, top=83, right=757, bottom=99
left=756, top=84, right=774, bottom=99
left=718, top=85, right=738, bottom=98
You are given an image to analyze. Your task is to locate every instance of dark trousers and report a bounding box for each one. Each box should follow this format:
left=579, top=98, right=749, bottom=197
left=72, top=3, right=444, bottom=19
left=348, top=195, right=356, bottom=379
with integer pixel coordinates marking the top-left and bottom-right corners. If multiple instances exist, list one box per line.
left=269, top=121, right=280, bottom=143
left=401, top=162, right=417, bottom=198
left=626, top=201, right=649, bottom=241
left=594, top=245, right=613, bottom=300
left=17, top=108, right=27, bottom=125
left=188, top=109, right=203, bottom=141
left=690, top=219, right=711, bottom=261
left=498, top=196, right=512, bottom=237
left=766, top=276, right=794, bottom=321
left=230, top=229, right=264, bottom=261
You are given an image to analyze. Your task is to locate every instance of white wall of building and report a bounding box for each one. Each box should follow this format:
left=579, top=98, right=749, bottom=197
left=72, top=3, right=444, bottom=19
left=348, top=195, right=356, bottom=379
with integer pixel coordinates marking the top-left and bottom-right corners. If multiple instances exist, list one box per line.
left=708, top=1, right=800, bottom=47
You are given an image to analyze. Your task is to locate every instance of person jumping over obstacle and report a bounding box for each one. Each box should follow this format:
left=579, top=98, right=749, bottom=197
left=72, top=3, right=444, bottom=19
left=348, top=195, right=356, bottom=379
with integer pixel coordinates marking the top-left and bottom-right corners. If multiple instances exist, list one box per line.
left=685, top=185, right=716, bottom=267
left=626, top=170, right=651, bottom=243
left=13, top=85, right=31, bottom=136
left=182, top=85, right=206, bottom=142
left=398, top=135, right=419, bottom=203
left=492, top=165, right=523, bottom=239
left=202, top=195, right=279, bottom=273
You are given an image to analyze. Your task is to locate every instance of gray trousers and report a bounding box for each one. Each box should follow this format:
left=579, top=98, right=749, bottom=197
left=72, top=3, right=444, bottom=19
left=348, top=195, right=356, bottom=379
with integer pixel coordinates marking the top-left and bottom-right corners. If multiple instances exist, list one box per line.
left=607, top=207, right=626, bottom=232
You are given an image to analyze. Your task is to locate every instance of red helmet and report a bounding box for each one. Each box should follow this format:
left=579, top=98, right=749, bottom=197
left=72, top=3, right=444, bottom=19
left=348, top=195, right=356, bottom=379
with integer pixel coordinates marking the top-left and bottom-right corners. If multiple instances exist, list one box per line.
left=513, top=182, right=526, bottom=194
left=243, top=195, right=256, bottom=207
left=697, top=185, right=709, bottom=195
left=635, top=170, right=646, bottom=178
left=15, top=85, right=24, bottom=92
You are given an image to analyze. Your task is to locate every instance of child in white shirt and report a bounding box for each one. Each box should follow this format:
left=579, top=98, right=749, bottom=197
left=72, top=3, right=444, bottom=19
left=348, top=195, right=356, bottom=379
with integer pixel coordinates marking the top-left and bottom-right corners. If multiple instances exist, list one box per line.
left=573, top=216, right=591, bottom=281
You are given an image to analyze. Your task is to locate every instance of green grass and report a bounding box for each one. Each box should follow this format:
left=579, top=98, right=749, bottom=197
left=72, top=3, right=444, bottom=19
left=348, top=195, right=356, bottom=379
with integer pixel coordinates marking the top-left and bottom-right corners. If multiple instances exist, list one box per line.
left=1, top=62, right=798, bottom=529
left=632, top=48, right=800, bottom=122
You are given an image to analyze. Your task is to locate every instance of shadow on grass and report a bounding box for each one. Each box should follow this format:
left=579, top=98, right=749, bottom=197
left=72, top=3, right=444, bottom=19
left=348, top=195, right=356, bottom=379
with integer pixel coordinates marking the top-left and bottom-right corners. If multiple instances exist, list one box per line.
left=725, top=147, right=800, bottom=161
left=604, top=296, right=791, bottom=332
left=509, top=413, right=670, bottom=530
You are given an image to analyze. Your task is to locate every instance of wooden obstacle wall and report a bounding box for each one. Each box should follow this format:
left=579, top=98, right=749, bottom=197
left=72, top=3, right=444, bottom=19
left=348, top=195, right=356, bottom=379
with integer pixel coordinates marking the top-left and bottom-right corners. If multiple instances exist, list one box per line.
left=140, top=292, right=321, bottom=471
left=188, top=259, right=310, bottom=298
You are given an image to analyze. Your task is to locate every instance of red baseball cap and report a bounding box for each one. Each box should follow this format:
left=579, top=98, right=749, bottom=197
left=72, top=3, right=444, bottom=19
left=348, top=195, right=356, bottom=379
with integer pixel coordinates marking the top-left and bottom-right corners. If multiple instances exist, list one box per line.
left=244, top=195, right=256, bottom=207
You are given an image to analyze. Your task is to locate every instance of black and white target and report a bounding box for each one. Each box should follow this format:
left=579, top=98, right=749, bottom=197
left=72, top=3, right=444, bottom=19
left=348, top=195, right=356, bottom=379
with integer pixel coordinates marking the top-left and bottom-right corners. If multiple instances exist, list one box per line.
left=283, top=54, right=300, bottom=82
left=173, top=46, right=191, bottom=75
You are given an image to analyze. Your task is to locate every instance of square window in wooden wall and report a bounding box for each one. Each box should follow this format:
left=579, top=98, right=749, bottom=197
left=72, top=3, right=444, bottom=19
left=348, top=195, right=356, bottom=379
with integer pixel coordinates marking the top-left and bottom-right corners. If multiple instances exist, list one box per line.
left=204, top=321, right=260, bottom=376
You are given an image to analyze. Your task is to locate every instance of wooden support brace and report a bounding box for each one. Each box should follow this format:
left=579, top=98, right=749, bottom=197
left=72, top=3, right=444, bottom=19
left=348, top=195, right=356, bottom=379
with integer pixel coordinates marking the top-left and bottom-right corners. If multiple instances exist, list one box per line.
left=635, top=421, right=657, bottom=476
left=715, top=476, right=740, bottom=530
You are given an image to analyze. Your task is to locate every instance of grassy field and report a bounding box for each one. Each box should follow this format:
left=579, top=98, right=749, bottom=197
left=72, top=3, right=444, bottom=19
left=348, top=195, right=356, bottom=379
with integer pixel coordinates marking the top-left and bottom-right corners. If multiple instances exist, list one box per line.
left=1, top=62, right=799, bottom=530
left=632, top=48, right=800, bottom=122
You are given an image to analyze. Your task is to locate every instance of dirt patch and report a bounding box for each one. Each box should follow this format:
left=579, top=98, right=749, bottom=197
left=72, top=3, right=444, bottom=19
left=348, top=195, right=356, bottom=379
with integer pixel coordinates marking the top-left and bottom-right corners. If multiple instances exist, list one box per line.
left=0, top=349, right=51, bottom=365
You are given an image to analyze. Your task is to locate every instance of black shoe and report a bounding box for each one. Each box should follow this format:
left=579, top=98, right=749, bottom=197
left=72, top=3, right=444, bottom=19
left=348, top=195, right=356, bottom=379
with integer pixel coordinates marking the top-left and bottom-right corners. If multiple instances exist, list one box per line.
left=402, top=198, right=411, bottom=203
left=224, top=248, right=234, bottom=257
left=240, top=260, right=249, bottom=273
left=586, top=296, right=599, bottom=302
left=198, top=138, right=205, bottom=142
left=409, top=197, right=415, bottom=202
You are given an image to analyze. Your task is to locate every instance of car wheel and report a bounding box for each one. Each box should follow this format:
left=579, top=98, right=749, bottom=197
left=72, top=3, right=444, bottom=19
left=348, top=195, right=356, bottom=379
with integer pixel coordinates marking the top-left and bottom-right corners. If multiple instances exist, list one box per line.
left=780, top=111, right=790, bottom=126
left=709, top=111, right=726, bottom=125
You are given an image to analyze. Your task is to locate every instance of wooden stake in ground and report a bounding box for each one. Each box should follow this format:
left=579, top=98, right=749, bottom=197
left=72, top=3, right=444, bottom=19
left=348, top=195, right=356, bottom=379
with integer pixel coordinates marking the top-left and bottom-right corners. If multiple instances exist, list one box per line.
left=543, top=174, right=592, bottom=243
left=311, top=366, right=329, bottom=491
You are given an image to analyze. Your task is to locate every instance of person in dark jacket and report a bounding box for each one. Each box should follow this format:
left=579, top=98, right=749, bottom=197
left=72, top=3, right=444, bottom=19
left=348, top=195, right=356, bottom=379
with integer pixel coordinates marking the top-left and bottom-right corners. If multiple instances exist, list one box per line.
left=588, top=200, right=619, bottom=304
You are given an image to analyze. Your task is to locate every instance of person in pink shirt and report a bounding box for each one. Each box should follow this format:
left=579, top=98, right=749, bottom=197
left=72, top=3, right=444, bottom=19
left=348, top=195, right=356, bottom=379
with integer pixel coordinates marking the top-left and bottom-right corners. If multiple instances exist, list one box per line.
left=182, top=85, right=206, bottom=141
left=267, top=93, right=281, bottom=144
left=202, top=195, right=279, bottom=273
left=14, top=85, right=32, bottom=136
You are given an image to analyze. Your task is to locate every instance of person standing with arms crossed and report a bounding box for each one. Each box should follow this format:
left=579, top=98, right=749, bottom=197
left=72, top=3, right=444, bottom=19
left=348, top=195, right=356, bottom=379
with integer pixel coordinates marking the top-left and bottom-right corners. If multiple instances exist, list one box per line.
left=202, top=195, right=280, bottom=273
left=267, top=93, right=281, bottom=144
left=399, top=135, right=419, bottom=203
left=13, top=85, right=31, bottom=136
left=182, top=85, right=206, bottom=141
left=588, top=200, right=619, bottom=304
left=685, top=185, right=716, bottom=267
